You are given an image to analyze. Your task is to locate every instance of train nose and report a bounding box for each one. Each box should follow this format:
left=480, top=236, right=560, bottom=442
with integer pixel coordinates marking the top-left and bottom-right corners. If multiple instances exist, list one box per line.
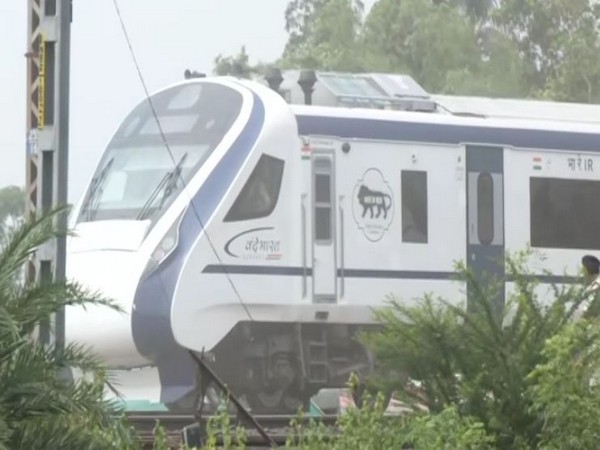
left=65, top=250, right=150, bottom=368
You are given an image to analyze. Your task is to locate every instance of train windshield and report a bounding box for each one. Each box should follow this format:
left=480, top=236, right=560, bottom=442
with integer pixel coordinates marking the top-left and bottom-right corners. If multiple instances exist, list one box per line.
left=78, top=82, right=243, bottom=223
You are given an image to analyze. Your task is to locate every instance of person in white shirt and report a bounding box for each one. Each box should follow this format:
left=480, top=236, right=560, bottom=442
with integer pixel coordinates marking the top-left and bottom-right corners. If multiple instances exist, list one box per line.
left=579, top=255, right=600, bottom=319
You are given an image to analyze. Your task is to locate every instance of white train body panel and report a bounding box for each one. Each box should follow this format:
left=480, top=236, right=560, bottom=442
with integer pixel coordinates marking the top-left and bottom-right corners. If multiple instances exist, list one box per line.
left=66, top=220, right=151, bottom=367
left=64, top=76, right=600, bottom=410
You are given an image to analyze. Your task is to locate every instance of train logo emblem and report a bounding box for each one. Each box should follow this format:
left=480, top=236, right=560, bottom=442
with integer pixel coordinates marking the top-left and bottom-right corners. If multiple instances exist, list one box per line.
left=352, top=169, right=394, bottom=242
left=224, top=227, right=282, bottom=261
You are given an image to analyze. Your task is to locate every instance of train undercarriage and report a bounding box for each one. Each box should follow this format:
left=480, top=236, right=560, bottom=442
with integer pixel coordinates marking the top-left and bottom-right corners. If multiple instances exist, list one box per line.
left=167, top=321, right=385, bottom=415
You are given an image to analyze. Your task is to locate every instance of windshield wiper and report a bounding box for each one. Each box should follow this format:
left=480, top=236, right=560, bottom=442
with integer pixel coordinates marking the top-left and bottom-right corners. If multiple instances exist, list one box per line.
left=137, top=153, right=188, bottom=221
left=80, top=157, right=114, bottom=221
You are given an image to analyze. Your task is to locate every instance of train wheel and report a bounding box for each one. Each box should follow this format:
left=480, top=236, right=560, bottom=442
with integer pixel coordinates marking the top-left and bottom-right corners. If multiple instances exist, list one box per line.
left=164, top=384, right=223, bottom=414
left=245, top=352, right=306, bottom=415
left=245, top=389, right=307, bottom=415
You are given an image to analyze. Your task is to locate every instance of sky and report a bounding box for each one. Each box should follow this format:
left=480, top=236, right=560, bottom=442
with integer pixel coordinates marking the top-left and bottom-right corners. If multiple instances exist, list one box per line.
left=0, top=1, right=376, bottom=204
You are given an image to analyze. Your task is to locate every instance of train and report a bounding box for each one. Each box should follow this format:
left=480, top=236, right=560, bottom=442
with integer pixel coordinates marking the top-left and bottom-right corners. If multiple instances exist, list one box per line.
left=65, top=72, right=600, bottom=413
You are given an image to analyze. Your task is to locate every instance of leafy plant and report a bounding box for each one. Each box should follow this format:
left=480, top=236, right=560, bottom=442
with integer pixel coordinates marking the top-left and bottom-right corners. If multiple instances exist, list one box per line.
left=361, top=249, right=592, bottom=449
left=527, top=319, right=600, bottom=449
left=0, top=207, right=134, bottom=450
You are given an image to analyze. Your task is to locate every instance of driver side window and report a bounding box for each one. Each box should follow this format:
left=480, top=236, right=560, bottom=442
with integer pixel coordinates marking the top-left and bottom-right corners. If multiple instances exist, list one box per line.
left=224, top=154, right=285, bottom=222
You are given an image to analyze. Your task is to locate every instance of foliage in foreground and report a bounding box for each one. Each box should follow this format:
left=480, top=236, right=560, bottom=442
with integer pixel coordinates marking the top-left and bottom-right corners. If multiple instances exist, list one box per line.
left=362, top=249, right=600, bottom=449
left=147, top=395, right=493, bottom=450
left=5, top=209, right=600, bottom=449
left=0, top=207, right=136, bottom=450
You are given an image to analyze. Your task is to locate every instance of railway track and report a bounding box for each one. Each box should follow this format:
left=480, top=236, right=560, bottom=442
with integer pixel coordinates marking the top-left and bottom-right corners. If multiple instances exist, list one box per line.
left=126, top=412, right=194, bottom=448
left=126, top=411, right=340, bottom=449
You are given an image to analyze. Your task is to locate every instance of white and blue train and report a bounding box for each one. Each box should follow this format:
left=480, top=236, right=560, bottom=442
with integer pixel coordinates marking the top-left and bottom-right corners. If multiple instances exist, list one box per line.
left=65, top=73, right=600, bottom=413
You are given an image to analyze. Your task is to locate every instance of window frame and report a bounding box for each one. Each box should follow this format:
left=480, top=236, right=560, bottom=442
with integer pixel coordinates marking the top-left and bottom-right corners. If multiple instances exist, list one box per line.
left=401, top=169, right=428, bottom=244
left=313, top=157, right=334, bottom=245
left=530, top=176, right=600, bottom=250
left=477, top=172, right=495, bottom=246
left=223, top=153, right=285, bottom=222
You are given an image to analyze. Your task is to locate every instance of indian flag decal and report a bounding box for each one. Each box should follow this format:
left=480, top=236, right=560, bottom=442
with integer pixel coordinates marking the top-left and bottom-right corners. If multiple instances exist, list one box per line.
left=301, top=143, right=311, bottom=160
left=532, top=156, right=542, bottom=171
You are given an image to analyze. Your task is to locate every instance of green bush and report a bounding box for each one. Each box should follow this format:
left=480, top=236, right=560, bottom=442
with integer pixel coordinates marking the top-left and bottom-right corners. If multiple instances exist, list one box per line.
left=6, top=210, right=600, bottom=449
left=361, top=249, right=599, bottom=449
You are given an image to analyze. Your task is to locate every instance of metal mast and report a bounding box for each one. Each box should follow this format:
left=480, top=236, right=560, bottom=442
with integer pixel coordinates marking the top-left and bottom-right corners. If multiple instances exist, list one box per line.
left=25, top=0, right=71, bottom=352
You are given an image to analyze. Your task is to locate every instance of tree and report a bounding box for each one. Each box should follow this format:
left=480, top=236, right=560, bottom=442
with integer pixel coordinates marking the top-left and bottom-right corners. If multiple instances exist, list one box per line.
left=277, top=0, right=600, bottom=103
left=279, top=0, right=366, bottom=71
left=0, top=186, right=26, bottom=249
left=363, top=0, right=483, bottom=92
left=213, top=46, right=269, bottom=79
left=444, top=27, right=527, bottom=98
left=540, top=11, right=600, bottom=103
left=492, top=0, right=600, bottom=100
left=459, top=0, right=498, bottom=22
left=435, top=0, right=499, bottom=22
left=0, top=207, right=137, bottom=449
left=0, top=186, right=25, bottom=225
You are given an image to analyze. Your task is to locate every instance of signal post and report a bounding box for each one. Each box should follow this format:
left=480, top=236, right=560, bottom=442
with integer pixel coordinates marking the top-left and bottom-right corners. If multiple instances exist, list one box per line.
left=25, top=0, right=71, bottom=352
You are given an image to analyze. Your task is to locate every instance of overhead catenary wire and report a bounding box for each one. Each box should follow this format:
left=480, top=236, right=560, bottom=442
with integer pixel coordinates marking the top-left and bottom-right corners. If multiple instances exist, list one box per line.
left=110, top=0, right=253, bottom=322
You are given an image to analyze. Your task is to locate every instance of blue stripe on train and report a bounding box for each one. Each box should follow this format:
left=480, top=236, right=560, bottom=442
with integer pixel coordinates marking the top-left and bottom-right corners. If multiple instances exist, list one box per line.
left=201, top=264, right=579, bottom=285
left=296, top=115, right=600, bottom=152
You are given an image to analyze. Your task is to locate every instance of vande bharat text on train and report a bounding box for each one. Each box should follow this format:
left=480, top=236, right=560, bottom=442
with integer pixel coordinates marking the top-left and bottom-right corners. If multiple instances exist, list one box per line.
left=64, top=71, right=600, bottom=414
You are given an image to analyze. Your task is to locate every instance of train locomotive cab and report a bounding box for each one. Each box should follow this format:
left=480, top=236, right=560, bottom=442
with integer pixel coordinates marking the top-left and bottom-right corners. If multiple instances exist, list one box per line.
left=65, top=78, right=308, bottom=409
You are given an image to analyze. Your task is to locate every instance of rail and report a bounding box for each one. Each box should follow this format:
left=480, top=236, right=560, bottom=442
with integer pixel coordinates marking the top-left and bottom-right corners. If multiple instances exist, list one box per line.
left=184, top=414, right=339, bottom=448
left=126, top=352, right=344, bottom=448
left=125, top=411, right=193, bottom=448
left=126, top=411, right=341, bottom=449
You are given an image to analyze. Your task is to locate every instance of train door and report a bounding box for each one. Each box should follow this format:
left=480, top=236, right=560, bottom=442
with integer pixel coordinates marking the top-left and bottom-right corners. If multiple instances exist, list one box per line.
left=466, top=146, right=505, bottom=312
left=311, top=151, right=337, bottom=304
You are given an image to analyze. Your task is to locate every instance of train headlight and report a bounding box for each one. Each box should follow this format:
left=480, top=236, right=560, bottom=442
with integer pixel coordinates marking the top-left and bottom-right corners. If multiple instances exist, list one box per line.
left=141, top=208, right=186, bottom=279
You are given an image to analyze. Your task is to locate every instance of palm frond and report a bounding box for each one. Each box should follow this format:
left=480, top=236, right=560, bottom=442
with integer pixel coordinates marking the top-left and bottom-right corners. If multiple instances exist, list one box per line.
left=0, top=206, right=71, bottom=296
left=9, top=411, right=137, bottom=450
left=0, top=208, right=139, bottom=448
left=6, top=280, right=123, bottom=336
left=0, top=415, right=11, bottom=450
left=0, top=305, right=19, bottom=343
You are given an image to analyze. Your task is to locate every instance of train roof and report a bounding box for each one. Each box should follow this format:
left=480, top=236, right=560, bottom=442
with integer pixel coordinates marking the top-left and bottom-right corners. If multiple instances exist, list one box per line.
left=248, top=69, right=600, bottom=134
left=290, top=102, right=600, bottom=153
left=432, top=94, right=600, bottom=125
left=159, top=76, right=600, bottom=152
left=290, top=102, right=600, bottom=136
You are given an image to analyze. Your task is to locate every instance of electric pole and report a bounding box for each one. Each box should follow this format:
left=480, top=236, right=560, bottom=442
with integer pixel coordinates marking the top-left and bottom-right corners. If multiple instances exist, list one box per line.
left=25, top=0, right=71, bottom=355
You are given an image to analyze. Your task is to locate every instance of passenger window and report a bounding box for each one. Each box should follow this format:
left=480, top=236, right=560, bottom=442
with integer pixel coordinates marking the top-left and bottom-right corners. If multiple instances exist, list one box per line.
left=477, top=173, right=494, bottom=245
left=224, top=154, right=285, bottom=222
left=530, top=177, right=600, bottom=250
left=314, top=158, right=333, bottom=243
left=401, top=170, right=428, bottom=243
